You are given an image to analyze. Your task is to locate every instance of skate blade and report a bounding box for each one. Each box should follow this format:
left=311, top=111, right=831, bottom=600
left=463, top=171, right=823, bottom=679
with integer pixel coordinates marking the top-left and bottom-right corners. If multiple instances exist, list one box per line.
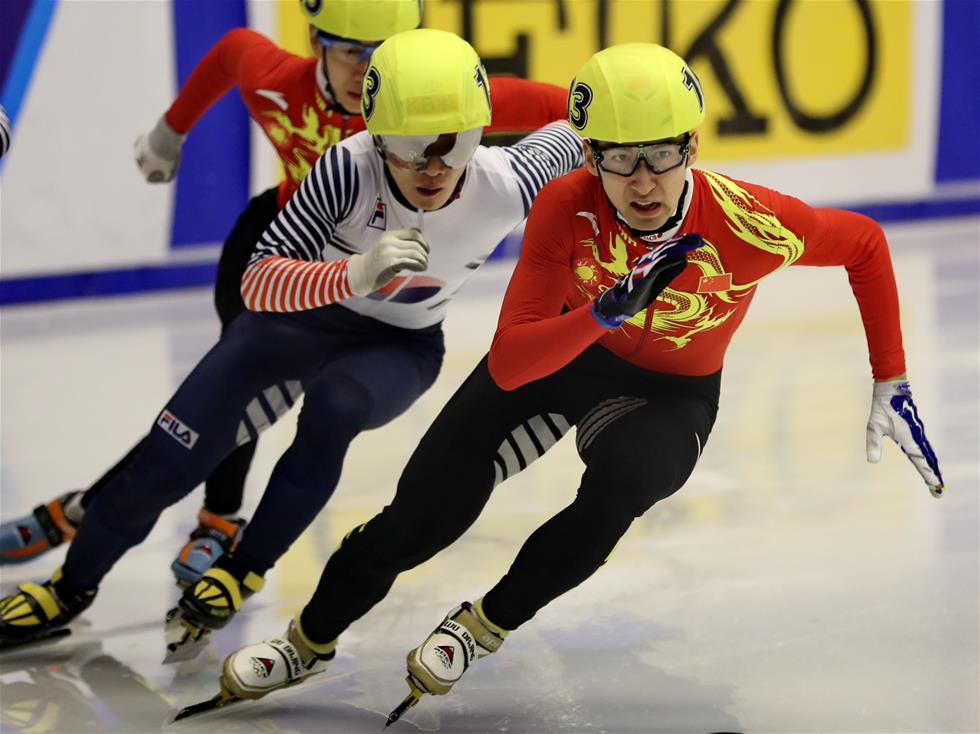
left=171, top=688, right=241, bottom=722
left=163, top=611, right=211, bottom=664
left=0, top=627, right=72, bottom=654
left=171, top=669, right=325, bottom=723
left=385, top=676, right=425, bottom=728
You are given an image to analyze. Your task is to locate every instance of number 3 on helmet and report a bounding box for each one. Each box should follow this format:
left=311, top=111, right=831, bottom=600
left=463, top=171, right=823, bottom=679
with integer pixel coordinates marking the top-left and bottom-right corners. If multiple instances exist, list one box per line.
left=567, top=44, right=706, bottom=144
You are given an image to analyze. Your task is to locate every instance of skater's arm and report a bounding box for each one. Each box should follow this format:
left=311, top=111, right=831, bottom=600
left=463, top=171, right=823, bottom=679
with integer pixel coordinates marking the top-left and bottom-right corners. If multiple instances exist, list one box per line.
left=488, top=184, right=608, bottom=390
left=499, top=123, right=584, bottom=217
left=136, top=29, right=281, bottom=184
left=165, top=28, right=279, bottom=134
left=485, top=77, right=569, bottom=133
left=758, top=185, right=942, bottom=493
left=771, top=189, right=906, bottom=380
left=241, top=146, right=359, bottom=311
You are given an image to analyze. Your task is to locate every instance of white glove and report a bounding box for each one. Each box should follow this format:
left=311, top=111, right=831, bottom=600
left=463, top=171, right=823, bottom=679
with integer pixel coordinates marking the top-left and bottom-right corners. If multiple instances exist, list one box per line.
left=347, top=228, right=429, bottom=297
left=134, top=115, right=186, bottom=183
left=866, top=379, right=944, bottom=497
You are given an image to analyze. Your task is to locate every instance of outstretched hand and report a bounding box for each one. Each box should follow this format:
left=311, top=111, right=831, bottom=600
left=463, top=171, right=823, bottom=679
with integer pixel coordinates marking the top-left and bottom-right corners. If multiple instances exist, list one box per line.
left=866, top=379, right=944, bottom=497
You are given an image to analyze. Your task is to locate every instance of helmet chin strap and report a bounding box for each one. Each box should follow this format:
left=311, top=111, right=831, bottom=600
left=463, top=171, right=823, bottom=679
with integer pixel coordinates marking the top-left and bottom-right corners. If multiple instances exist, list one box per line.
left=601, top=169, right=691, bottom=244
left=315, top=52, right=336, bottom=103
left=316, top=51, right=361, bottom=114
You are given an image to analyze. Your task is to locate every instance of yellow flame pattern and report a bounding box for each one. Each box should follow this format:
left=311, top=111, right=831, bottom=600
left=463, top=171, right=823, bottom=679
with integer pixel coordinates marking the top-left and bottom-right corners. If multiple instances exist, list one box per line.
left=574, top=171, right=806, bottom=350
left=261, top=99, right=347, bottom=186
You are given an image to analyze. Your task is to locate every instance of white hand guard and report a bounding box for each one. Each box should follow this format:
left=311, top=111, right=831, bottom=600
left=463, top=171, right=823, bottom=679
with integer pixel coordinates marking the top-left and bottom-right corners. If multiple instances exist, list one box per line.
left=134, top=115, right=186, bottom=183
left=866, top=379, right=944, bottom=497
left=347, top=228, right=429, bottom=297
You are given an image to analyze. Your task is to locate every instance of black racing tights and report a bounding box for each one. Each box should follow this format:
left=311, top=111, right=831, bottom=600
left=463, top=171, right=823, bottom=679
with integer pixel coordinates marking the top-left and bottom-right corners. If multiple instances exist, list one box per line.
left=79, top=187, right=279, bottom=516
left=300, top=346, right=720, bottom=640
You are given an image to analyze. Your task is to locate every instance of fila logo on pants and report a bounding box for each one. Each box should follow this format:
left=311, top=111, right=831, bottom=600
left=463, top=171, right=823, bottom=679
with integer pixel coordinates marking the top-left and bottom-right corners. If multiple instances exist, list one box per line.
left=157, top=410, right=200, bottom=449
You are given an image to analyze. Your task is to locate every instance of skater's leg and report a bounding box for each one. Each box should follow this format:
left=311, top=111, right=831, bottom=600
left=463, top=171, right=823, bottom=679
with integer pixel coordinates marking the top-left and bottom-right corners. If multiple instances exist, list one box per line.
left=481, top=386, right=719, bottom=629
left=81, top=439, right=146, bottom=504
left=231, top=337, right=444, bottom=575
left=213, top=188, right=278, bottom=330
left=59, top=313, right=329, bottom=594
left=198, top=187, right=279, bottom=519
left=402, top=375, right=720, bottom=700
left=0, top=440, right=144, bottom=564
left=201, top=444, right=256, bottom=515
left=298, top=357, right=556, bottom=643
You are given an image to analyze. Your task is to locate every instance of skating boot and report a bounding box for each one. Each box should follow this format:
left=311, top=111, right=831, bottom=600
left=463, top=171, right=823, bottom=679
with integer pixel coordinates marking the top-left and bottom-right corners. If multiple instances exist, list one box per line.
left=172, top=617, right=335, bottom=720
left=0, top=567, right=96, bottom=651
left=0, top=491, right=84, bottom=565
left=163, top=556, right=264, bottom=663
left=170, top=508, right=246, bottom=587
left=387, top=600, right=507, bottom=726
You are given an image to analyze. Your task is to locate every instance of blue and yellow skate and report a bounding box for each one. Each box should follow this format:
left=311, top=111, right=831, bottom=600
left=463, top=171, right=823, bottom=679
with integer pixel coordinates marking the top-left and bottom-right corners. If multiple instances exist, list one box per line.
left=0, top=492, right=83, bottom=565
left=170, top=508, right=246, bottom=587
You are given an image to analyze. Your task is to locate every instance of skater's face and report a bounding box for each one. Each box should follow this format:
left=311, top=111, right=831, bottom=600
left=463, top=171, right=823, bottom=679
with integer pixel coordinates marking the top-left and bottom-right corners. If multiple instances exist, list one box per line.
left=384, top=154, right=467, bottom=211
left=585, top=131, right=699, bottom=231
left=308, top=26, right=375, bottom=115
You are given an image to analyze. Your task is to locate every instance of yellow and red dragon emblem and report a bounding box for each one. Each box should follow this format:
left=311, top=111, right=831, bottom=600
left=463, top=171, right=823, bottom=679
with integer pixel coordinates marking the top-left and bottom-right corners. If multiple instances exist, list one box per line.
left=574, top=171, right=806, bottom=350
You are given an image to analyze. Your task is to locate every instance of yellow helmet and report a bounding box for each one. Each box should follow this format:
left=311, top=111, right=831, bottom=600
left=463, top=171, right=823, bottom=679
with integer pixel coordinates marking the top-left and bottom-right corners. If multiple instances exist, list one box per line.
left=300, top=0, right=421, bottom=43
left=361, top=28, right=492, bottom=135
left=568, top=43, right=705, bottom=143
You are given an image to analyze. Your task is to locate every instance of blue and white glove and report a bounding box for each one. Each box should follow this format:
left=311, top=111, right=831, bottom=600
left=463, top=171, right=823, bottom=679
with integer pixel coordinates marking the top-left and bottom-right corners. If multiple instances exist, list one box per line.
left=866, top=379, right=944, bottom=497
left=591, top=233, right=704, bottom=329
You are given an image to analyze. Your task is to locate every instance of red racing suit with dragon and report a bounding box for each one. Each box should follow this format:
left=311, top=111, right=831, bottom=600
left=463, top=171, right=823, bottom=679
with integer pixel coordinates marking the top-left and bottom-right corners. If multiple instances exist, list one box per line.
left=489, top=166, right=906, bottom=389
left=163, top=28, right=568, bottom=208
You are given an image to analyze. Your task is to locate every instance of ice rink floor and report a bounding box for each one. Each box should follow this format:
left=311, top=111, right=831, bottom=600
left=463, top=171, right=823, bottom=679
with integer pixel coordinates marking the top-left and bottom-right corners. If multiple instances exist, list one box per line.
left=1, top=217, right=977, bottom=733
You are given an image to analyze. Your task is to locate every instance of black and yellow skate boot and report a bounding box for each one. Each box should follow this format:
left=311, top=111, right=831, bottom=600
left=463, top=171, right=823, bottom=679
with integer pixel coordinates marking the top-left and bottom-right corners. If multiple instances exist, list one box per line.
left=0, top=567, right=95, bottom=648
left=177, top=555, right=265, bottom=632
left=164, top=556, right=264, bottom=663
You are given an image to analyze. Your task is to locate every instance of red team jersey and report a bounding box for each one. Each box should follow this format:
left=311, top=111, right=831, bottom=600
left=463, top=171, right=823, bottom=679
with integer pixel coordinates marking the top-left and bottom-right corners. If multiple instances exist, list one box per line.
left=164, top=29, right=568, bottom=209
left=489, top=167, right=906, bottom=389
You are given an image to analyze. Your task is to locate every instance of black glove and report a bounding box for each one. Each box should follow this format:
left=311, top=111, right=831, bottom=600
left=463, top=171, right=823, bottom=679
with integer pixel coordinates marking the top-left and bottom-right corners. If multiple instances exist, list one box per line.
left=591, top=233, right=703, bottom=328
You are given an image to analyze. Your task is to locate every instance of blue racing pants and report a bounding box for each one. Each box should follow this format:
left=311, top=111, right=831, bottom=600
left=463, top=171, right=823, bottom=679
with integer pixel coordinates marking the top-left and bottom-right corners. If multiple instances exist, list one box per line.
left=62, top=305, right=444, bottom=591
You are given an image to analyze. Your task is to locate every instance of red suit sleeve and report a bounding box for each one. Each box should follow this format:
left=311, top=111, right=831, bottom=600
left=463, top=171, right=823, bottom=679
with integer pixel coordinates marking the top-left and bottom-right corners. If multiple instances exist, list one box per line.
left=766, top=189, right=907, bottom=379
left=164, top=28, right=279, bottom=134
left=485, top=76, right=568, bottom=133
left=488, top=182, right=609, bottom=391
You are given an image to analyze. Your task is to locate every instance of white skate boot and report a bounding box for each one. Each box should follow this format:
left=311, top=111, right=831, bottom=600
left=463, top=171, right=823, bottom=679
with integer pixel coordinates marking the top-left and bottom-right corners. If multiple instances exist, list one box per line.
left=222, top=617, right=335, bottom=700
left=172, top=617, right=335, bottom=721
left=387, top=600, right=508, bottom=726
